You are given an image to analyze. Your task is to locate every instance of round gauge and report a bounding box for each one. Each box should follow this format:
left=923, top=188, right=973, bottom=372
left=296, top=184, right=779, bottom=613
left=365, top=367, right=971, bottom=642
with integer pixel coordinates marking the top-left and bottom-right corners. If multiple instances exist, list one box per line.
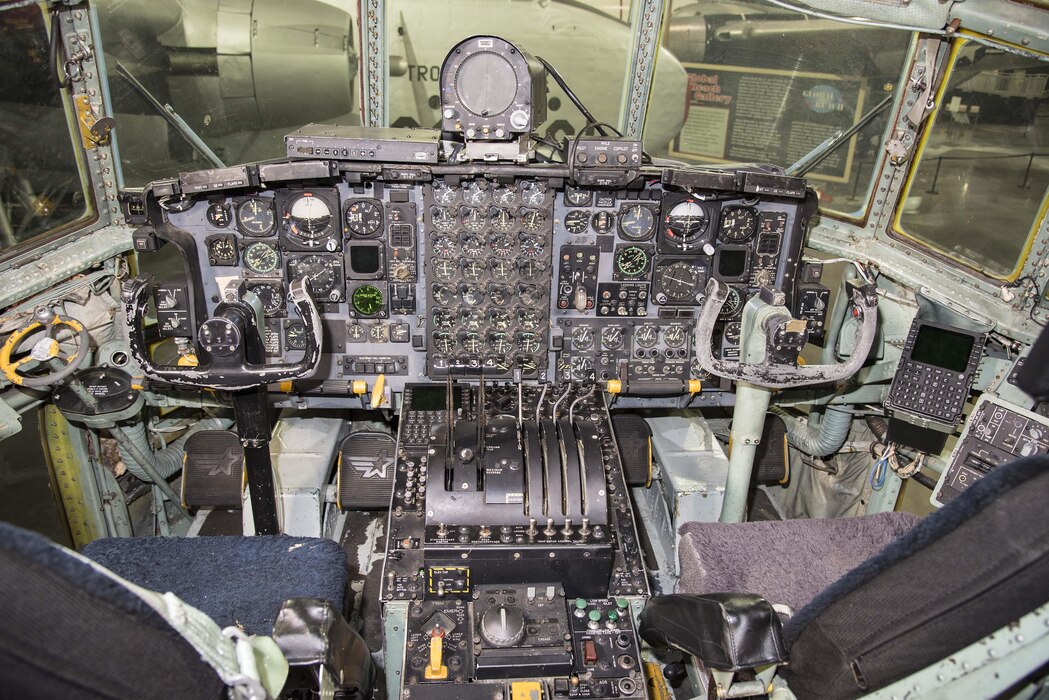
left=285, top=322, right=307, bottom=350
left=618, top=204, right=656, bottom=241
left=244, top=282, right=285, bottom=315
left=571, top=326, right=594, bottom=350
left=433, top=180, right=457, bottom=205
left=488, top=284, right=513, bottom=307
left=719, top=286, right=744, bottom=320
left=615, top=246, right=651, bottom=278
left=520, top=209, right=547, bottom=232
left=564, top=185, right=592, bottom=207
left=492, top=184, right=516, bottom=206
left=663, top=325, right=687, bottom=348
left=656, top=261, right=704, bottom=303
left=519, top=234, right=544, bottom=258
left=516, top=354, right=538, bottom=373
left=369, top=323, right=389, bottom=343
left=521, top=181, right=547, bottom=207
left=347, top=324, right=366, bottom=342
left=518, top=308, right=542, bottom=330
left=519, top=284, right=543, bottom=306
left=591, top=211, right=615, bottom=234
left=462, top=179, right=489, bottom=205
left=236, top=197, right=276, bottom=236
left=635, top=324, right=659, bottom=348
left=456, top=53, right=516, bottom=115
left=461, top=284, right=485, bottom=306
left=491, top=208, right=515, bottom=232
left=243, top=241, right=280, bottom=274
left=431, top=207, right=456, bottom=231
left=601, top=326, right=624, bottom=350
left=518, top=259, right=544, bottom=281
left=570, top=356, right=595, bottom=382
left=207, top=203, right=232, bottom=228
left=462, top=259, right=486, bottom=282
left=432, top=234, right=456, bottom=257
left=489, top=234, right=515, bottom=256
left=432, top=308, right=455, bottom=329
left=564, top=210, right=590, bottom=234
left=288, top=255, right=338, bottom=297
left=490, top=259, right=515, bottom=281
left=489, top=309, right=512, bottom=330
left=432, top=284, right=457, bottom=306
left=724, top=321, right=742, bottom=345
left=432, top=331, right=456, bottom=353
left=517, top=331, right=542, bottom=354
left=286, top=193, right=333, bottom=240
left=461, top=207, right=486, bottom=232
left=664, top=200, right=710, bottom=249
left=460, top=233, right=485, bottom=257
left=351, top=284, right=384, bottom=316
left=206, top=236, right=238, bottom=266
left=487, top=355, right=513, bottom=372
left=460, top=332, right=483, bottom=354
left=460, top=308, right=485, bottom=330
left=346, top=325, right=367, bottom=344
left=345, top=200, right=383, bottom=238
left=432, top=258, right=457, bottom=282
left=719, top=206, right=758, bottom=242
left=489, top=332, right=513, bottom=354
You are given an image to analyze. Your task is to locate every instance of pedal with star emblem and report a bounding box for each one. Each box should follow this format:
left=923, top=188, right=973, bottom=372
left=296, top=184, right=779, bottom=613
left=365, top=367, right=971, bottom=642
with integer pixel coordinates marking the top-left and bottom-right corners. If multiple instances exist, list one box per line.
left=181, top=430, right=245, bottom=508
left=337, top=431, right=396, bottom=510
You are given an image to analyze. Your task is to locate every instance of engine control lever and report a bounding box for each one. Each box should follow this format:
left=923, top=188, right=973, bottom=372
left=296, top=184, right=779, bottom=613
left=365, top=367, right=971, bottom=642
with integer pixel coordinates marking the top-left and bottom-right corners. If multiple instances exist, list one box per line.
left=694, top=278, right=877, bottom=389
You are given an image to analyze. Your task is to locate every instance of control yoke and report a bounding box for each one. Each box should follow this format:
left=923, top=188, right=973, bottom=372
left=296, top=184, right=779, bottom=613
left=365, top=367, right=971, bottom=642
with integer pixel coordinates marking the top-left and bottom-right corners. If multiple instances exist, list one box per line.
left=695, top=278, right=878, bottom=389
left=122, top=276, right=323, bottom=390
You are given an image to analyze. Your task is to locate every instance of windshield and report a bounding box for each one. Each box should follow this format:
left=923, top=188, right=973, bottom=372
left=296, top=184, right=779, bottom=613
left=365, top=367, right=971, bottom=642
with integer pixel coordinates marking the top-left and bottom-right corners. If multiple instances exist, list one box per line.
left=95, top=0, right=360, bottom=187
left=646, top=0, right=912, bottom=217
left=895, top=41, right=1049, bottom=280
left=0, top=5, right=93, bottom=254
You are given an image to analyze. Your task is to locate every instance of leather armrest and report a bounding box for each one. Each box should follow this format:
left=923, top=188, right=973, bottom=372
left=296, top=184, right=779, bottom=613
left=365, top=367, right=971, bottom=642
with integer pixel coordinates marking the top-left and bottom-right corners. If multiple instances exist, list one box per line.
left=639, top=593, right=788, bottom=671
left=271, top=598, right=374, bottom=698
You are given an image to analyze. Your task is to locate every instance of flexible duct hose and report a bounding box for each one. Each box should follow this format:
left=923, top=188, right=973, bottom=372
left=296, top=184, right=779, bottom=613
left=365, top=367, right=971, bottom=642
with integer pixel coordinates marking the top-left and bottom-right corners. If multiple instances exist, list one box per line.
left=769, top=405, right=852, bottom=458
left=116, top=418, right=233, bottom=483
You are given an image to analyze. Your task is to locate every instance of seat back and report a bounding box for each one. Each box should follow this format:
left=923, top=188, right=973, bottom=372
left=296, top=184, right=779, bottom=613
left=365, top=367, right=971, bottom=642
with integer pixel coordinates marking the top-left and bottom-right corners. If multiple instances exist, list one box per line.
left=0, top=521, right=224, bottom=699
left=784, top=454, right=1049, bottom=699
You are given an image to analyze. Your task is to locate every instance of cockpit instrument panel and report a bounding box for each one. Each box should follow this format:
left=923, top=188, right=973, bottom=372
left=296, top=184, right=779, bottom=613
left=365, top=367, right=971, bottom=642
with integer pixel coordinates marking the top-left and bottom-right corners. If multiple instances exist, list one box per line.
left=127, top=158, right=817, bottom=406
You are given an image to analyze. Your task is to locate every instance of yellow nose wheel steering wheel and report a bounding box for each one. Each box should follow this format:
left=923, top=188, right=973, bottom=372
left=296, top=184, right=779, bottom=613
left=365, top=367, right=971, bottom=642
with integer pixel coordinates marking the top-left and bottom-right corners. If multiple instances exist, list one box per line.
left=0, top=307, right=90, bottom=388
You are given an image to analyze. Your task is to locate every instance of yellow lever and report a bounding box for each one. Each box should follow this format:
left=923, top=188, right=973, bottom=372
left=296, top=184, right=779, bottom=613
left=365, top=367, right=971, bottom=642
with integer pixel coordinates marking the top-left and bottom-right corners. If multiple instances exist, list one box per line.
left=371, top=373, right=387, bottom=409
left=424, top=626, right=448, bottom=680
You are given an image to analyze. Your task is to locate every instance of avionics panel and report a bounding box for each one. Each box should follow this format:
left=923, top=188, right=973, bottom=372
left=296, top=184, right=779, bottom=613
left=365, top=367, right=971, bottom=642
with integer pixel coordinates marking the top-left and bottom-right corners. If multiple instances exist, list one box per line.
left=127, top=159, right=817, bottom=406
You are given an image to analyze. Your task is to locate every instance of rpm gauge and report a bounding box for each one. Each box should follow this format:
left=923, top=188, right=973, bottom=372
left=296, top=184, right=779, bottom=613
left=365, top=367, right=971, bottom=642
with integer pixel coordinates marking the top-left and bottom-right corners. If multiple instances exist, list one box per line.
left=431, top=207, right=456, bottom=231
left=719, top=206, right=758, bottom=242
left=564, top=210, right=589, bottom=234
left=663, top=199, right=710, bottom=250
left=236, top=197, right=276, bottom=236
left=618, top=204, right=656, bottom=241
left=243, top=241, right=280, bottom=275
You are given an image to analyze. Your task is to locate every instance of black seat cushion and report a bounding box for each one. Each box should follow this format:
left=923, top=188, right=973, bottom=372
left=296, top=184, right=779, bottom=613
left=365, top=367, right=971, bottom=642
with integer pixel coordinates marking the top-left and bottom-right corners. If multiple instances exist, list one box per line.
left=640, top=593, right=788, bottom=671
left=785, top=454, right=1049, bottom=699
left=83, top=535, right=348, bottom=635
left=677, top=511, right=919, bottom=613
left=0, top=521, right=224, bottom=699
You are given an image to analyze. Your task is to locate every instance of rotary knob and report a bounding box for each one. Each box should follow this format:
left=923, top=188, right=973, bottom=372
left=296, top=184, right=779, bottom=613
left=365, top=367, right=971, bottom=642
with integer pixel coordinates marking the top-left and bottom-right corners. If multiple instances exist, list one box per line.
left=480, top=604, right=526, bottom=647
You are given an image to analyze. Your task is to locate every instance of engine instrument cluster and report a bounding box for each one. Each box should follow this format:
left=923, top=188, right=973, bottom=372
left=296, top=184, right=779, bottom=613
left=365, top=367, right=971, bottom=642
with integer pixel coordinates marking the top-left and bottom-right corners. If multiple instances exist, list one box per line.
left=127, top=159, right=820, bottom=406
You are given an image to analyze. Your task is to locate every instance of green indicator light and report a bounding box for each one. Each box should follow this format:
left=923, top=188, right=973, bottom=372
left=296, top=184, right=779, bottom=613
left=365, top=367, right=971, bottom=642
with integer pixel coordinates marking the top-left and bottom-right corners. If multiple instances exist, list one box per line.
left=575, top=598, right=588, bottom=610
left=607, top=610, right=619, bottom=621
left=616, top=598, right=628, bottom=610
left=588, top=610, right=602, bottom=622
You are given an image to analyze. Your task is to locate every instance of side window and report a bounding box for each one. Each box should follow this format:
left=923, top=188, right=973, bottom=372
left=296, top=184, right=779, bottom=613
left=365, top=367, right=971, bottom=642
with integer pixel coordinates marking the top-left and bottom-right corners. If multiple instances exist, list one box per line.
left=895, top=42, right=1048, bottom=280
left=647, top=1, right=912, bottom=218
left=0, top=6, right=93, bottom=254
